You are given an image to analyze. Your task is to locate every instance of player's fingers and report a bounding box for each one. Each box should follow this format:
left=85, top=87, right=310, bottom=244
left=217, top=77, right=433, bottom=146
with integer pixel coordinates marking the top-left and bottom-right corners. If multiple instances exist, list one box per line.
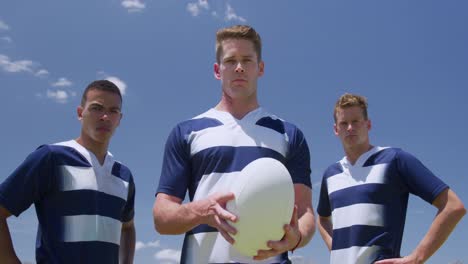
left=215, top=192, right=235, bottom=203
left=253, top=248, right=278, bottom=261
left=214, top=215, right=237, bottom=235
left=218, top=227, right=235, bottom=244
left=215, top=203, right=237, bottom=222
left=290, top=205, right=298, bottom=226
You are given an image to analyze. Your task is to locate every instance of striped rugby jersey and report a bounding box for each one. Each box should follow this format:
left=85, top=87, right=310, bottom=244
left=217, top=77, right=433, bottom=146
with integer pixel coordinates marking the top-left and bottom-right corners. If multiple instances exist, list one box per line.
left=0, top=140, right=135, bottom=264
left=317, top=146, right=448, bottom=263
left=157, top=107, right=311, bottom=264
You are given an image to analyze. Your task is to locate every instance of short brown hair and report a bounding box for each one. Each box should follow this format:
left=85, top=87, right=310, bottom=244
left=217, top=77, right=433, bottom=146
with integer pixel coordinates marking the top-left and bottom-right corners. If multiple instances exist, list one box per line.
left=215, top=25, right=262, bottom=64
left=334, top=93, right=368, bottom=122
left=81, top=80, right=122, bottom=107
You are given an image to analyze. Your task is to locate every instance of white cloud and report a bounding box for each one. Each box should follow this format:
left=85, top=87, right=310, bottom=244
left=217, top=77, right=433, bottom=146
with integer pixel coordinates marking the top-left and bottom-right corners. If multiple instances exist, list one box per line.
left=0, top=54, right=35, bottom=73
left=135, top=240, right=161, bottom=251
left=47, top=89, right=70, bottom=104
left=187, top=0, right=209, bottom=17
left=154, top=249, right=181, bottom=263
left=1, top=36, right=12, bottom=43
left=35, top=69, right=49, bottom=77
left=52, top=77, right=73, bottom=87
left=0, top=20, right=9, bottom=31
left=187, top=3, right=201, bottom=16
left=105, top=76, right=127, bottom=95
left=225, top=4, right=246, bottom=23
left=121, top=0, right=146, bottom=12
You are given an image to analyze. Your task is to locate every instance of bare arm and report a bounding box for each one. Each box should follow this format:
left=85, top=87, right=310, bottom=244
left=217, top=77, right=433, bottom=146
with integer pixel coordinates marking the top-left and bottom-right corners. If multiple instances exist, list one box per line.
left=254, top=183, right=316, bottom=260
left=317, top=215, right=333, bottom=251
left=375, top=189, right=466, bottom=264
left=153, top=192, right=237, bottom=243
left=119, top=219, right=135, bottom=264
left=0, top=206, right=21, bottom=264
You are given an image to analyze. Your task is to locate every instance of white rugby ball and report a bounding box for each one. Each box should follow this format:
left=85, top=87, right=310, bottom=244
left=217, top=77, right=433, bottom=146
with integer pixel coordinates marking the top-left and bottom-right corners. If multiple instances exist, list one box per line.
left=226, top=157, right=295, bottom=256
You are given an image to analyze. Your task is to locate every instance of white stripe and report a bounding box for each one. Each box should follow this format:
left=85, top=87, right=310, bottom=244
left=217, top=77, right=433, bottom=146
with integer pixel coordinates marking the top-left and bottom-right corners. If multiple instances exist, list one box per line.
left=327, top=163, right=388, bottom=194
left=60, top=165, right=129, bottom=201
left=332, top=203, right=384, bottom=229
left=331, top=245, right=381, bottom=264
left=188, top=125, right=288, bottom=157
left=63, top=215, right=122, bottom=245
left=192, top=171, right=240, bottom=201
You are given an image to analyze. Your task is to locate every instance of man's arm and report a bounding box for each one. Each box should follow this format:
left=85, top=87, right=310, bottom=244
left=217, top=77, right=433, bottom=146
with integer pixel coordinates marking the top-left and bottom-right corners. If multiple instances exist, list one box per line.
left=0, top=206, right=21, bottom=264
left=119, top=219, right=135, bottom=264
left=376, top=189, right=466, bottom=264
left=153, top=192, right=238, bottom=243
left=253, top=183, right=316, bottom=260
left=317, top=215, right=333, bottom=251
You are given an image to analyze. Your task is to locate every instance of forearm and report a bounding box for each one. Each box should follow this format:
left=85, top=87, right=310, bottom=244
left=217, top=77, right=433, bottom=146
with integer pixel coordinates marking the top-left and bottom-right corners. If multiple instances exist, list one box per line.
left=409, top=194, right=466, bottom=262
left=153, top=195, right=209, bottom=234
left=317, top=216, right=333, bottom=250
left=295, top=207, right=315, bottom=249
left=292, top=184, right=316, bottom=249
left=0, top=216, right=21, bottom=264
left=119, top=222, right=135, bottom=264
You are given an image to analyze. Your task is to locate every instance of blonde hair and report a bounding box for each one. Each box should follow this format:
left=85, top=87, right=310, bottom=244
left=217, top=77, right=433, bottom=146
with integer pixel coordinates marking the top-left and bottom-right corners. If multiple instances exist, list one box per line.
left=215, top=25, right=262, bottom=64
left=334, top=93, right=368, bottom=122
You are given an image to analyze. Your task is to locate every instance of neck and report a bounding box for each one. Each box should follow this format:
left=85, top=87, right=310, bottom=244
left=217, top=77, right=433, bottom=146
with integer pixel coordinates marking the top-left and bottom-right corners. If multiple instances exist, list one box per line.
left=75, top=135, right=109, bottom=165
left=344, top=144, right=374, bottom=165
left=215, top=95, right=259, bottom=120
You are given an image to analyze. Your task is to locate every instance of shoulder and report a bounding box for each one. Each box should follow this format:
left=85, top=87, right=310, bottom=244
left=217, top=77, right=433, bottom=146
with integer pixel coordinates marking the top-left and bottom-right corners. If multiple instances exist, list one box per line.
left=323, top=162, right=343, bottom=179
left=172, top=109, right=224, bottom=135
left=112, top=161, right=134, bottom=183
left=256, top=110, right=305, bottom=136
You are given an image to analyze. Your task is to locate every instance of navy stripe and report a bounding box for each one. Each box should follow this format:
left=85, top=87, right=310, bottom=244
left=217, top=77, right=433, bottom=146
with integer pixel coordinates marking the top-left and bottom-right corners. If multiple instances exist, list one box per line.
left=256, top=117, right=285, bottom=134
left=323, top=163, right=344, bottom=179
left=363, top=148, right=398, bottom=167
left=111, top=162, right=132, bottom=182
left=180, top=117, right=223, bottom=133
left=330, top=184, right=393, bottom=210
left=189, top=146, right=285, bottom=200
left=332, top=225, right=390, bottom=250
left=37, top=241, right=119, bottom=264
left=192, top=146, right=285, bottom=175
left=50, top=190, right=126, bottom=220
left=47, top=145, right=91, bottom=167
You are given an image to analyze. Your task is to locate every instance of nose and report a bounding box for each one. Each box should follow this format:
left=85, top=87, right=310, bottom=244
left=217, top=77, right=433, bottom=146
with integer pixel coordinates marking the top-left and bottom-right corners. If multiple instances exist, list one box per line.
left=100, top=113, right=110, bottom=121
left=235, top=62, right=245, bottom=73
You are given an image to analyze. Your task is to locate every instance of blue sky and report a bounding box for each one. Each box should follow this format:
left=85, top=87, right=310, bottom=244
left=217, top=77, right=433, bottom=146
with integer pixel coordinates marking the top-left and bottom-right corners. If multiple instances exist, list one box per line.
left=1, top=1, right=467, bottom=263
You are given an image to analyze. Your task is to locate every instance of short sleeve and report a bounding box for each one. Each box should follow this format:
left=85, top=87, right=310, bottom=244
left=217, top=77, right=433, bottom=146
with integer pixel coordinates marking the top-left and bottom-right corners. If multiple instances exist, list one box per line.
left=396, top=150, right=448, bottom=204
left=0, top=145, right=54, bottom=216
left=317, top=172, right=332, bottom=217
left=156, top=124, right=191, bottom=200
left=285, top=125, right=312, bottom=188
left=121, top=176, right=135, bottom=222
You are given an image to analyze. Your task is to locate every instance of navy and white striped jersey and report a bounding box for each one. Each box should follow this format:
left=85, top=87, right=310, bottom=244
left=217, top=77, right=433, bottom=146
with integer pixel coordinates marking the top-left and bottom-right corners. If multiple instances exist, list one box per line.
left=317, top=146, right=448, bottom=264
left=0, top=140, right=135, bottom=264
left=157, top=107, right=311, bottom=264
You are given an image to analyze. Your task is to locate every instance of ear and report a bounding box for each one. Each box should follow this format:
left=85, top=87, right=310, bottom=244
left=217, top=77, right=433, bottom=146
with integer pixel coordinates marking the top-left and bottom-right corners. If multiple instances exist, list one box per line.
left=214, top=63, right=221, bottom=80
left=367, top=119, right=372, bottom=131
left=258, top=60, right=265, bottom=77
left=77, top=106, right=83, bottom=120
left=333, top=123, right=339, bottom=136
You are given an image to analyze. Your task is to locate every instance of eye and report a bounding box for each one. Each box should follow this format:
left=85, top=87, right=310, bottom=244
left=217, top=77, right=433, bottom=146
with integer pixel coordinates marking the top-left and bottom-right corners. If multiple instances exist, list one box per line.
left=225, top=59, right=236, bottom=64
left=110, top=109, right=121, bottom=115
left=90, top=105, right=104, bottom=112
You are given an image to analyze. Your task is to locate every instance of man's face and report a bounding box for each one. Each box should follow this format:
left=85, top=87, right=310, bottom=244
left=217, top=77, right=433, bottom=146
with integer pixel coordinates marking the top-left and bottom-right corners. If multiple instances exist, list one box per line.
left=334, top=106, right=371, bottom=149
left=214, top=38, right=264, bottom=101
left=78, top=89, right=122, bottom=145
